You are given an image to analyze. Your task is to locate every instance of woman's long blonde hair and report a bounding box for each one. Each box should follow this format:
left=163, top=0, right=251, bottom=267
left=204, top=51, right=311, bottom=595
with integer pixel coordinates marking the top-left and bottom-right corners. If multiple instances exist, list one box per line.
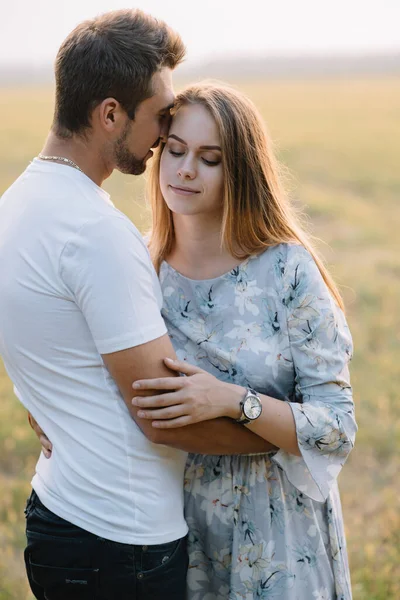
left=147, top=82, right=344, bottom=310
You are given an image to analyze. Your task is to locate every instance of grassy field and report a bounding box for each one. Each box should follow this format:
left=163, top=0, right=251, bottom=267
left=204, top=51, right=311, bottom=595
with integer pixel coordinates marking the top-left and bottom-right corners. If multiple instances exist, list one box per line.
left=0, top=77, right=399, bottom=599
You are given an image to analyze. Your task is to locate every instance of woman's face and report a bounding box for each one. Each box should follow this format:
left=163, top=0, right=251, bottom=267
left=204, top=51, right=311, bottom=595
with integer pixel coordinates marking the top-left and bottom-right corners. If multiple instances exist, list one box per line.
left=160, top=103, right=224, bottom=218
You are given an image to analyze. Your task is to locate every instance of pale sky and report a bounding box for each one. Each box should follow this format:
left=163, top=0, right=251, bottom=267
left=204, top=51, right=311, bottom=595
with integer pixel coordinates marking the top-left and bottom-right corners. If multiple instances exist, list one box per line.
left=2, top=0, right=399, bottom=68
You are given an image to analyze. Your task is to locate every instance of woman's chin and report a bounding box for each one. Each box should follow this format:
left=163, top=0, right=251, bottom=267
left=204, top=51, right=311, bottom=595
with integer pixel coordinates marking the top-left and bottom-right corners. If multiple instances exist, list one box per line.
left=165, top=198, right=201, bottom=217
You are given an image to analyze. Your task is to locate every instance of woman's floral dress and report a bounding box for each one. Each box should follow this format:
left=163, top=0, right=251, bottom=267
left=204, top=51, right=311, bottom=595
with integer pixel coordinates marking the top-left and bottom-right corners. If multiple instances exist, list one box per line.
left=159, top=243, right=357, bottom=600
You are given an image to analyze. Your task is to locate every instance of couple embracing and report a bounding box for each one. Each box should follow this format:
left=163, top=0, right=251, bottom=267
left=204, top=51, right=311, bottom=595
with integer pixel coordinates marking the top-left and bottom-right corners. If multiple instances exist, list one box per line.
left=0, top=9, right=356, bottom=600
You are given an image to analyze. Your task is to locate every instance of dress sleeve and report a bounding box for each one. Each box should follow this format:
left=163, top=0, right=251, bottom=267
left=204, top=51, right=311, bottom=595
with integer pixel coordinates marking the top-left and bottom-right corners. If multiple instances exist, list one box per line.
left=272, top=245, right=357, bottom=502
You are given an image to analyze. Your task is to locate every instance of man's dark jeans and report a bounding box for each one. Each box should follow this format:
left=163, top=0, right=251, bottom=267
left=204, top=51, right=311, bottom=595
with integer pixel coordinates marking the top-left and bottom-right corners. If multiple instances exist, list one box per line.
left=24, top=490, right=188, bottom=599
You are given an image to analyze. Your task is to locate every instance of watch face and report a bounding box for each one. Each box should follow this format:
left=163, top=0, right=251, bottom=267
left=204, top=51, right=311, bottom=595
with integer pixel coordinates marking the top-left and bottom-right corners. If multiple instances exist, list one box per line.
left=244, top=395, right=262, bottom=420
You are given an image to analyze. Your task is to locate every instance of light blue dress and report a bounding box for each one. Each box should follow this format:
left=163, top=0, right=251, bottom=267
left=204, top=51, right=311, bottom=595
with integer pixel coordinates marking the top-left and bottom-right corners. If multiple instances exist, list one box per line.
left=159, top=243, right=356, bottom=600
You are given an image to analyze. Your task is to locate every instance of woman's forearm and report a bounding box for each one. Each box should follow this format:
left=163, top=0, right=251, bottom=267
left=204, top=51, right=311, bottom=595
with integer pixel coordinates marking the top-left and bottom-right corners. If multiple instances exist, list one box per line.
left=218, top=384, right=301, bottom=456
left=246, top=394, right=300, bottom=456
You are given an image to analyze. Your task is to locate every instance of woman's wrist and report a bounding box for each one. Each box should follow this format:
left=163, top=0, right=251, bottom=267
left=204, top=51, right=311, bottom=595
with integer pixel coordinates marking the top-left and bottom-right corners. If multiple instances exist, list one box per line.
left=217, top=382, right=245, bottom=420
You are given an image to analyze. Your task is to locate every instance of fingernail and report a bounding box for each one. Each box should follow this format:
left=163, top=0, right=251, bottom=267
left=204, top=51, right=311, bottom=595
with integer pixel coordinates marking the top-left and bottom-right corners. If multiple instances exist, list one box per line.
left=138, top=411, right=145, bottom=418
left=165, top=358, right=174, bottom=363
left=132, top=382, right=141, bottom=389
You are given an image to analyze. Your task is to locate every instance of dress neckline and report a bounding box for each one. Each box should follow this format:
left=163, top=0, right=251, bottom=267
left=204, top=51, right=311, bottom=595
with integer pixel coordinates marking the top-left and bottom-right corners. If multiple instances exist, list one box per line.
left=161, top=257, right=251, bottom=284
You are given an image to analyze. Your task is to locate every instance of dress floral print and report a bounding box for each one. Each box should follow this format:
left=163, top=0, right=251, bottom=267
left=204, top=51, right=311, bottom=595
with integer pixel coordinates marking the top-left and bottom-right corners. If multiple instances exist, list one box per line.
left=159, top=243, right=356, bottom=600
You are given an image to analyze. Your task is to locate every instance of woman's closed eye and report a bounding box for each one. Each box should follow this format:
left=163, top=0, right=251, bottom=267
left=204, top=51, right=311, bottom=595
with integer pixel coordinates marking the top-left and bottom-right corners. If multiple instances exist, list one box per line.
left=202, top=157, right=220, bottom=166
left=168, top=148, right=220, bottom=166
left=168, top=149, right=184, bottom=157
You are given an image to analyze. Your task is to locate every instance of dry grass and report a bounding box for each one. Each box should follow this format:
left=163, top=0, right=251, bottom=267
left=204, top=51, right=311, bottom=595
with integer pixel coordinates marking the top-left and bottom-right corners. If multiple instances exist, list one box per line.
left=0, top=77, right=399, bottom=599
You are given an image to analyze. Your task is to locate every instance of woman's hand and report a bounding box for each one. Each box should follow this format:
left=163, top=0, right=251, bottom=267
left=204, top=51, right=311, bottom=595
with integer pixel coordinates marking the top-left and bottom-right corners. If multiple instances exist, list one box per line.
left=28, top=413, right=53, bottom=458
left=132, top=358, right=244, bottom=429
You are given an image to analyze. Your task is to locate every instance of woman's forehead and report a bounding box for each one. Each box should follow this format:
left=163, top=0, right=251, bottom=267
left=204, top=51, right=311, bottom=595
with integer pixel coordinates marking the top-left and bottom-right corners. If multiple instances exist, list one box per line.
left=169, top=104, right=220, bottom=145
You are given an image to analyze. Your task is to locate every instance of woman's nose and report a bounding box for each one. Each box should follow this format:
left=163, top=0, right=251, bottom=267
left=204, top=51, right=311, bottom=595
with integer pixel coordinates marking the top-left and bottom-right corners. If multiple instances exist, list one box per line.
left=178, top=157, right=196, bottom=180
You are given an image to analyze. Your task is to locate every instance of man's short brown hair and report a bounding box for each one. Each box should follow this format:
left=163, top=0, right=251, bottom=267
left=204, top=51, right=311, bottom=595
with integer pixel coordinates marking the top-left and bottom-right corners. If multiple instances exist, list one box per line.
left=53, top=9, right=185, bottom=137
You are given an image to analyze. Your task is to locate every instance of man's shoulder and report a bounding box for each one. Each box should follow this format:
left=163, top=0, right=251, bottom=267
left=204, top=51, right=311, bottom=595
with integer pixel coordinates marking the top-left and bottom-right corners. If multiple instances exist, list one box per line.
left=73, top=211, right=145, bottom=249
left=60, top=211, right=150, bottom=278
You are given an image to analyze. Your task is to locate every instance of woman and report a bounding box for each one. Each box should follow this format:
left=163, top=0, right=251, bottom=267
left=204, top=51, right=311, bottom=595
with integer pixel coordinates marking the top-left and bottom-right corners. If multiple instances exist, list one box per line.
left=33, top=82, right=356, bottom=599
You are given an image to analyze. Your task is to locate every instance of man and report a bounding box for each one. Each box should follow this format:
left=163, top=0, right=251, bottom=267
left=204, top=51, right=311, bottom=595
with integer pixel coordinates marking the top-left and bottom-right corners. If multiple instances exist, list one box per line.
left=0, top=8, right=271, bottom=600
left=0, top=10, right=187, bottom=599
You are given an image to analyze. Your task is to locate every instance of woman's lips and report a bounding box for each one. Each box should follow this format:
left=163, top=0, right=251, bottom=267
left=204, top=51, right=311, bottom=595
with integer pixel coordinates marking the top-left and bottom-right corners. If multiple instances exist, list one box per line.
left=169, top=185, right=200, bottom=196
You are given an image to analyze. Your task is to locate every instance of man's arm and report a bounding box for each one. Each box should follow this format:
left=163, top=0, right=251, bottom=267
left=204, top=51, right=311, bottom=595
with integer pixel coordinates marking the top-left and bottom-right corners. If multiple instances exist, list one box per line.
left=102, top=336, right=275, bottom=454
left=153, top=418, right=276, bottom=455
left=101, top=334, right=177, bottom=443
left=28, top=335, right=274, bottom=455
left=60, top=216, right=272, bottom=454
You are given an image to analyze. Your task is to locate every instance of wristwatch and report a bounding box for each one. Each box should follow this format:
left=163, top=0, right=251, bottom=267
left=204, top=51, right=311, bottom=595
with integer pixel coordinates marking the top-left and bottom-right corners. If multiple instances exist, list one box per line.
left=236, top=388, right=262, bottom=425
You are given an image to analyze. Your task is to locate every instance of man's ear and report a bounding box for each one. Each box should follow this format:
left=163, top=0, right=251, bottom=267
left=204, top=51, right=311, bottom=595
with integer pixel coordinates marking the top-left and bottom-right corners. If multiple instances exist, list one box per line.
left=94, top=98, right=125, bottom=132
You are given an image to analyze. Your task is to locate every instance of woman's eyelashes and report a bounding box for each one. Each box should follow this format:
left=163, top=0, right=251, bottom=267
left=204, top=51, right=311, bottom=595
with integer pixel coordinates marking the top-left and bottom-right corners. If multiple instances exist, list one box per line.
left=202, top=157, right=220, bottom=166
left=168, top=148, right=220, bottom=166
left=168, top=149, right=184, bottom=157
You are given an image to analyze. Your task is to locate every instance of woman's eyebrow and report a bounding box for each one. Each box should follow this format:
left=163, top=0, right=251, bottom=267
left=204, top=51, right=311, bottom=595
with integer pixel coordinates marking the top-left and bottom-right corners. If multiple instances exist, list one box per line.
left=168, top=134, right=187, bottom=144
left=168, top=134, right=221, bottom=151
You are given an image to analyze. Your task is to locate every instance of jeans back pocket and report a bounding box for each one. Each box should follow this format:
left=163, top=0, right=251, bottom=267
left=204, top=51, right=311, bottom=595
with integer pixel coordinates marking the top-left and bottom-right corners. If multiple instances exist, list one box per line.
left=28, top=557, right=99, bottom=599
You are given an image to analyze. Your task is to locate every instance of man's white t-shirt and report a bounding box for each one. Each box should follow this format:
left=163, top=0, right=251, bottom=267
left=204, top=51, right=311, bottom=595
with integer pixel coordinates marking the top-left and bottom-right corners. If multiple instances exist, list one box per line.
left=0, top=159, right=188, bottom=544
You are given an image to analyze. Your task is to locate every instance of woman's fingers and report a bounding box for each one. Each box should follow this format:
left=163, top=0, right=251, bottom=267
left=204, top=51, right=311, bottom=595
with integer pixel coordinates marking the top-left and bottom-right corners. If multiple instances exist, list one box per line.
left=38, top=430, right=53, bottom=458
left=28, top=411, right=53, bottom=458
left=132, top=359, right=206, bottom=391
left=28, top=412, right=43, bottom=436
left=28, top=412, right=38, bottom=430
left=152, top=415, right=192, bottom=429
left=42, top=448, right=51, bottom=458
left=132, top=358, right=207, bottom=391
left=39, top=434, right=53, bottom=451
left=132, top=376, right=187, bottom=391
left=133, top=392, right=183, bottom=409
left=163, top=358, right=205, bottom=376
left=137, top=404, right=188, bottom=421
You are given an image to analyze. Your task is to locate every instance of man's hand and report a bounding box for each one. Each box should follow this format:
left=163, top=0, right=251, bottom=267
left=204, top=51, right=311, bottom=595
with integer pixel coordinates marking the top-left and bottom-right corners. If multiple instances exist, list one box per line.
left=27, top=413, right=53, bottom=458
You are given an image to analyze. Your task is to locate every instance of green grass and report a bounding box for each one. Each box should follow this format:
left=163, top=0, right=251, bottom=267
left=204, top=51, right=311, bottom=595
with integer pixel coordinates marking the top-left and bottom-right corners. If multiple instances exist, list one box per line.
left=0, top=77, right=399, bottom=599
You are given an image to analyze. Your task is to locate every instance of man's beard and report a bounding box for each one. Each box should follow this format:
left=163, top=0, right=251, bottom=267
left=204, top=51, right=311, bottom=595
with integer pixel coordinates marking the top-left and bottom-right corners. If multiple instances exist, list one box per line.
left=114, top=123, right=147, bottom=176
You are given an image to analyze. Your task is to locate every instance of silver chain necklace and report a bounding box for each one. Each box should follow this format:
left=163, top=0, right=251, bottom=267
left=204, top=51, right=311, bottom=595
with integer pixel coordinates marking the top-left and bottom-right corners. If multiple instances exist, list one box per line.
left=37, top=154, right=83, bottom=173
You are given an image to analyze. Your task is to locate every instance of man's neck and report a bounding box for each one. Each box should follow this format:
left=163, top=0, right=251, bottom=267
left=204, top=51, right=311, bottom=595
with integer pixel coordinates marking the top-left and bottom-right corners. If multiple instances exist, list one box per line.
left=40, top=131, right=112, bottom=187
